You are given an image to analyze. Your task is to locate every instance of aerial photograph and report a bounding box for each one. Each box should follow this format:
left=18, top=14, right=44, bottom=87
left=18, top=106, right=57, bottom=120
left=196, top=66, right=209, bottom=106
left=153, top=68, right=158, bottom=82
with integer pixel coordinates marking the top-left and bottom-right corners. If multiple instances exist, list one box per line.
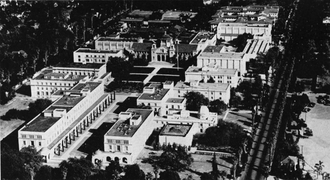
left=0, top=0, right=330, bottom=179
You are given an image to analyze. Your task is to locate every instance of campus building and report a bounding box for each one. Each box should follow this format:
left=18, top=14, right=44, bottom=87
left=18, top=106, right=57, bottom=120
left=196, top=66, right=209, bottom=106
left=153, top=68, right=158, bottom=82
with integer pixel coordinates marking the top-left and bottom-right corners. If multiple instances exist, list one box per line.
left=242, top=39, right=271, bottom=60
left=209, top=5, right=279, bottom=41
left=18, top=81, right=113, bottom=162
left=30, top=63, right=111, bottom=100
left=197, top=45, right=248, bottom=76
left=98, top=108, right=155, bottom=165
left=159, top=123, right=197, bottom=147
left=185, top=65, right=239, bottom=87
left=136, top=81, right=186, bottom=116
left=174, top=81, right=231, bottom=104
left=73, top=48, right=124, bottom=64
left=155, top=106, right=218, bottom=134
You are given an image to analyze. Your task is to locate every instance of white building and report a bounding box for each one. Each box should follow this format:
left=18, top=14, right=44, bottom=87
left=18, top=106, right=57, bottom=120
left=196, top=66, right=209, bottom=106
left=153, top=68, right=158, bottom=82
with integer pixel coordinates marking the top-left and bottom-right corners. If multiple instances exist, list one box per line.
left=137, top=81, right=186, bottom=116
left=159, top=123, right=197, bottom=147
left=30, top=63, right=111, bottom=100
left=18, top=81, right=112, bottom=163
left=197, top=45, right=248, bottom=76
left=73, top=48, right=124, bottom=64
left=155, top=106, right=218, bottom=134
left=242, top=39, right=271, bottom=60
left=174, top=81, right=231, bottom=104
left=185, top=65, right=239, bottom=87
left=98, top=108, right=155, bottom=165
left=95, top=37, right=137, bottom=51
left=209, top=5, right=279, bottom=41
left=189, top=31, right=217, bottom=53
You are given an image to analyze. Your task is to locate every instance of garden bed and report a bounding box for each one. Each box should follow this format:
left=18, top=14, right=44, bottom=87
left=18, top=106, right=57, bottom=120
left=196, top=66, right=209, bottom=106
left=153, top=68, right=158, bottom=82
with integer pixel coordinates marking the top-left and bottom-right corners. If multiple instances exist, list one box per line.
left=121, top=74, right=148, bottom=82
left=131, top=67, right=155, bottom=74
left=149, top=75, right=182, bottom=83
left=156, top=68, right=184, bottom=75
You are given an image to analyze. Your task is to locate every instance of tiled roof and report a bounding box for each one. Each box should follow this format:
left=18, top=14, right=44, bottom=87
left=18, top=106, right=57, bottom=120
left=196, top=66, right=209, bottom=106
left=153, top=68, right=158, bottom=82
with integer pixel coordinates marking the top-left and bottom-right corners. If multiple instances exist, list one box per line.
left=132, top=43, right=152, bottom=52
left=177, top=44, right=197, bottom=53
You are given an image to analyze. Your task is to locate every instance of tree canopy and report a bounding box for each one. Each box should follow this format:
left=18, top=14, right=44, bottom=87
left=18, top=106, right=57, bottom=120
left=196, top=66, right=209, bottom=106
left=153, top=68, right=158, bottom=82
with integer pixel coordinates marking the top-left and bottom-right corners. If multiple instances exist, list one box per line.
left=59, top=157, right=94, bottom=180
left=208, top=99, right=227, bottom=115
left=198, top=120, right=246, bottom=149
left=159, top=170, right=181, bottom=180
left=184, top=91, right=209, bottom=111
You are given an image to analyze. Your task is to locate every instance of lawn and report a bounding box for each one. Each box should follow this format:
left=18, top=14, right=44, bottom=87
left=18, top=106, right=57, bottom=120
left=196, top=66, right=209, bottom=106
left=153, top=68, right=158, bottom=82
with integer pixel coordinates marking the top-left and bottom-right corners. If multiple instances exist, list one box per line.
left=156, top=68, right=184, bottom=75
left=149, top=75, right=182, bottom=83
left=121, top=74, right=148, bottom=82
left=131, top=67, right=155, bottom=74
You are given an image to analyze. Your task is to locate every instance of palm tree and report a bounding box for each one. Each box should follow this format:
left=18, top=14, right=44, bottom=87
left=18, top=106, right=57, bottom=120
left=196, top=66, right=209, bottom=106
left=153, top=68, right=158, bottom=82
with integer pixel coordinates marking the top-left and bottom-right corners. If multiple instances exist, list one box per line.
left=314, top=161, right=324, bottom=179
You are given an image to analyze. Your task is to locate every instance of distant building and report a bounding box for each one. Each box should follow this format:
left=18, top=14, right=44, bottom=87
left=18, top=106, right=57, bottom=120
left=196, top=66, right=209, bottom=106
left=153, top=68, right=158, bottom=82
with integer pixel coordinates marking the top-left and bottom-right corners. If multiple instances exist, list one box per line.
left=99, top=108, right=155, bottom=164
left=30, top=63, right=111, bottom=100
left=19, top=81, right=112, bottom=162
left=174, top=81, right=231, bottom=104
left=185, top=65, right=239, bottom=87
left=197, top=45, right=248, bottom=76
left=95, top=37, right=137, bottom=51
left=189, top=31, right=217, bottom=53
left=73, top=48, right=123, bottom=64
left=209, top=5, right=279, bottom=41
left=161, top=11, right=197, bottom=22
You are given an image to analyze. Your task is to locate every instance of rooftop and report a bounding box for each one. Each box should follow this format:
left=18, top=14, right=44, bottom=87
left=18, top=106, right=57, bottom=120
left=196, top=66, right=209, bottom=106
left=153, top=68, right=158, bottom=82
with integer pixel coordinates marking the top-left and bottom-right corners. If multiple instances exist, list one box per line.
left=186, top=66, right=237, bottom=76
left=203, top=45, right=225, bottom=53
left=53, top=95, right=84, bottom=108
left=75, top=48, right=120, bottom=54
left=21, top=116, right=61, bottom=132
left=105, top=108, right=153, bottom=137
left=128, top=10, right=153, bottom=18
left=54, top=62, right=103, bottom=69
left=71, top=82, right=101, bottom=92
left=175, top=81, right=230, bottom=91
left=190, top=32, right=216, bottom=44
left=96, top=37, right=138, bottom=42
left=166, top=98, right=185, bottom=104
left=159, top=124, right=192, bottom=137
left=132, top=42, right=152, bottom=52
left=177, top=44, right=197, bottom=53
left=138, top=88, right=170, bottom=101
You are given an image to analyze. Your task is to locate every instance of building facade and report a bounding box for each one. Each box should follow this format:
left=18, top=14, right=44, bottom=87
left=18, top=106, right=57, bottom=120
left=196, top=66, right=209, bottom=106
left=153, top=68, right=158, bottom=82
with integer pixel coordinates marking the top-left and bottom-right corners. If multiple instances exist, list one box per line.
left=73, top=48, right=124, bottom=64
left=19, top=81, right=112, bottom=162
left=174, top=81, right=231, bottom=104
left=185, top=65, right=239, bottom=87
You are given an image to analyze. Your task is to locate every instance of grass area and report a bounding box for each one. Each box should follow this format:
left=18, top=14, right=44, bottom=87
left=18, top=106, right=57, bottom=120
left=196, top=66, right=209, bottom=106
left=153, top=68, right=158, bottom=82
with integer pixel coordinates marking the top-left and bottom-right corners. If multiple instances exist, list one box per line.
left=131, top=67, right=155, bottom=74
left=149, top=75, right=182, bottom=83
left=156, top=68, right=184, bottom=75
left=224, top=110, right=252, bottom=130
left=121, top=74, right=148, bottom=82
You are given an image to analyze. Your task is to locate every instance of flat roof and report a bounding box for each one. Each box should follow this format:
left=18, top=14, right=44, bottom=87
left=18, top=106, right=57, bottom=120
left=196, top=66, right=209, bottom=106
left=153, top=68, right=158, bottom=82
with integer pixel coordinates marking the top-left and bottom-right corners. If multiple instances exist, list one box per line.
left=159, top=124, right=192, bottom=137
left=203, top=45, right=225, bottom=53
left=175, top=81, right=230, bottom=91
left=190, top=32, right=216, bottom=44
left=75, top=48, right=120, bottom=54
left=200, top=51, right=245, bottom=59
left=71, top=82, right=101, bottom=92
left=21, top=116, right=61, bottom=132
left=138, top=88, right=170, bottom=101
left=166, top=98, right=185, bottom=104
left=186, top=66, right=237, bottom=76
left=105, top=108, right=153, bottom=137
left=96, top=37, right=137, bottom=42
left=54, top=63, right=103, bottom=69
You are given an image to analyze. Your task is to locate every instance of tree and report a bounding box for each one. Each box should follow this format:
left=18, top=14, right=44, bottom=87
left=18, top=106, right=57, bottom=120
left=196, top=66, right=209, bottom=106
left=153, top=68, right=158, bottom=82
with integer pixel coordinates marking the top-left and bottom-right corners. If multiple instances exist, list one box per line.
left=157, top=148, right=194, bottom=171
left=106, top=57, right=133, bottom=80
left=59, top=157, right=94, bottom=180
left=200, top=173, right=216, bottom=180
left=35, top=165, right=53, bottom=180
left=159, top=170, right=181, bottom=180
left=209, top=99, right=227, bottom=115
left=20, top=146, right=44, bottom=180
left=211, top=153, right=220, bottom=179
left=153, top=164, right=160, bottom=180
left=198, top=120, right=246, bottom=149
left=314, top=161, right=324, bottom=179
left=105, top=159, right=122, bottom=180
left=1, top=143, right=27, bottom=180
left=122, top=164, right=145, bottom=180
left=184, top=91, right=209, bottom=111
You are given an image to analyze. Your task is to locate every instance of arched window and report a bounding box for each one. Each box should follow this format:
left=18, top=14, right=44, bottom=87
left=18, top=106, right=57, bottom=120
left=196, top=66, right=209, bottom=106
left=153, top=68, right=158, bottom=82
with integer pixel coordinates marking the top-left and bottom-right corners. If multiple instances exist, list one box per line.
left=106, top=156, right=111, bottom=162
left=123, top=157, right=127, bottom=163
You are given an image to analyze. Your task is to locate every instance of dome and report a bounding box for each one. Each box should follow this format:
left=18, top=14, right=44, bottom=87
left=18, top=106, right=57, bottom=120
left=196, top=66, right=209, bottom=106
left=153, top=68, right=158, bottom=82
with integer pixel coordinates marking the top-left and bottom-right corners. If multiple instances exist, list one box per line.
left=199, top=105, right=210, bottom=116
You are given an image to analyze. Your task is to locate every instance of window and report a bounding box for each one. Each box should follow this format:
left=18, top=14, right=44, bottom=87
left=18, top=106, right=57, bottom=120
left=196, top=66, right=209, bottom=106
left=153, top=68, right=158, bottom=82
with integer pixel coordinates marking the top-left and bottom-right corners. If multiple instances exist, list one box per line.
left=109, top=145, right=112, bottom=150
left=108, top=139, right=113, bottom=143
left=219, top=92, right=222, bottom=95
left=23, top=141, right=26, bottom=145
left=31, top=141, right=34, bottom=146
left=116, top=140, right=121, bottom=144
left=29, top=135, right=34, bottom=139
left=117, top=145, right=121, bottom=152
left=39, top=142, right=42, bottom=146
left=124, top=140, right=129, bottom=144
left=125, top=146, right=128, bottom=151
left=227, top=76, right=231, bottom=79
left=37, top=135, right=42, bottom=139
left=106, top=156, right=111, bottom=161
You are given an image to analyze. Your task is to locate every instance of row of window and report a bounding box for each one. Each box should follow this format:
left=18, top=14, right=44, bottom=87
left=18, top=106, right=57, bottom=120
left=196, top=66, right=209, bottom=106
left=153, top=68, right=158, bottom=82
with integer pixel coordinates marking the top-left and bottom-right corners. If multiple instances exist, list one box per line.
left=81, top=55, right=106, bottom=58
left=79, top=59, right=106, bottom=63
left=107, top=139, right=129, bottom=144
left=22, top=134, right=42, bottom=139
left=36, top=82, right=74, bottom=86
left=109, top=144, right=129, bottom=152
left=23, top=140, right=42, bottom=147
